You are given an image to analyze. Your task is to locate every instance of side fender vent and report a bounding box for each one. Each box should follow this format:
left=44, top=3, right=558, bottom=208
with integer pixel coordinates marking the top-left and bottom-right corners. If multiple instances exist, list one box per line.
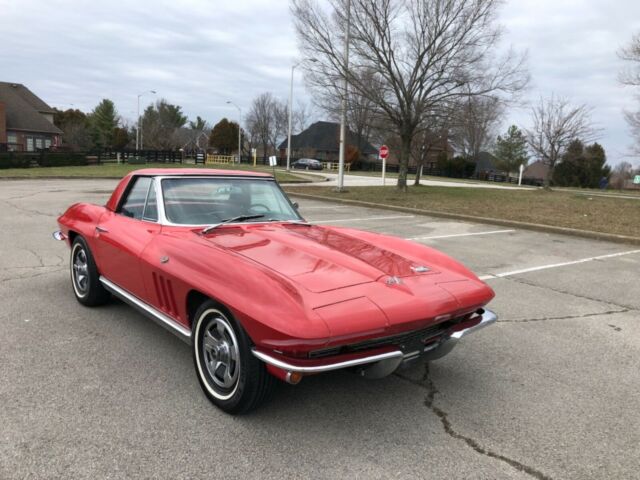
left=152, top=272, right=179, bottom=317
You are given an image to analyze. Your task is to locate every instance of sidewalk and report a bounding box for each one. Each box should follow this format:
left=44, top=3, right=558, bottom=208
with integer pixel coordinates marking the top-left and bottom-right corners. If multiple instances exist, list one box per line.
left=292, top=171, right=530, bottom=190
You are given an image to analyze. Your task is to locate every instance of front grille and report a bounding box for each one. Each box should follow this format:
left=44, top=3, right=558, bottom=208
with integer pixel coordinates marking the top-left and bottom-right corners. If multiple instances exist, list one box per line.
left=308, top=320, right=456, bottom=359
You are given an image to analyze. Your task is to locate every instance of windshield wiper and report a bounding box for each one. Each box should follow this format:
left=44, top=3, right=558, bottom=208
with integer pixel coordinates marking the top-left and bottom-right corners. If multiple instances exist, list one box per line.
left=201, top=214, right=265, bottom=234
left=268, top=219, right=312, bottom=226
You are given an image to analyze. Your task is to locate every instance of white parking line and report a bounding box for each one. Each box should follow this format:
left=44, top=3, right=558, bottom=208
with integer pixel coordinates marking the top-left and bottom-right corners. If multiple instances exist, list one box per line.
left=301, top=205, right=351, bottom=210
left=408, top=229, right=515, bottom=241
left=313, top=215, right=415, bottom=224
left=479, top=249, right=640, bottom=280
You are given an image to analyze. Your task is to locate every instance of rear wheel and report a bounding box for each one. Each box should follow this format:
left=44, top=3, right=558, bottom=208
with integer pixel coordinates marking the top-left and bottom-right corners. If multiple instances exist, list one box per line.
left=70, top=236, right=110, bottom=306
left=192, top=300, right=274, bottom=414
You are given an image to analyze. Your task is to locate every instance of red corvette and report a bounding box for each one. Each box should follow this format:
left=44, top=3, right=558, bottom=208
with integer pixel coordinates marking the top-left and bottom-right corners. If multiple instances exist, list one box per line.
left=54, top=169, right=496, bottom=413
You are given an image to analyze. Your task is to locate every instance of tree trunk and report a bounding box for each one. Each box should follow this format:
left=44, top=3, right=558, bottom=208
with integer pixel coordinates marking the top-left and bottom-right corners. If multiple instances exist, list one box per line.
left=543, top=163, right=553, bottom=190
left=397, top=133, right=412, bottom=191
left=414, top=145, right=428, bottom=186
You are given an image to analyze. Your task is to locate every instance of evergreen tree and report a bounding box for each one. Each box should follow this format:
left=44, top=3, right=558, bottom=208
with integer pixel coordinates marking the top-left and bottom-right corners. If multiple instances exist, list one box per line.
left=189, top=116, right=207, bottom=130
left=493, top=125, right=529, bottom=177
left=209, top=118, right=239, bottom=154
left=89, top=99, right=118, bottom=148
left=139, top=99, right=188, bottom=149
left=553, top=140, right=610, bottom=188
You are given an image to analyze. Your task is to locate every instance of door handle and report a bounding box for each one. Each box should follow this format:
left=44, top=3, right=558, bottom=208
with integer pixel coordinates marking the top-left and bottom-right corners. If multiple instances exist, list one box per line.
left=95, top=226, right=109, bottom=234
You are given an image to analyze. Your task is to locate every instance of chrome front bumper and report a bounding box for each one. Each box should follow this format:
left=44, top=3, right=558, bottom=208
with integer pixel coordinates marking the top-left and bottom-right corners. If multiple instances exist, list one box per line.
left=253, top=308, right=498, bottom=378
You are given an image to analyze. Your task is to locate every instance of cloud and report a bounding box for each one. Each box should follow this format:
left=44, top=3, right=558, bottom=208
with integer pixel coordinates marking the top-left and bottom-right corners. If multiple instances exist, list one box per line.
left=1, top=0, right=639, bottom=165
left=499, top=0, right=640, bottom=165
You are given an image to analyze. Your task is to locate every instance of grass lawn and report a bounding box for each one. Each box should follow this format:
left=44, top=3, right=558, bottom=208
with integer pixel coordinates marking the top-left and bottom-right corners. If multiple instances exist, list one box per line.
left=0, top=163, right=316, bottom=184
left=285, top=185, right=640, bottom=238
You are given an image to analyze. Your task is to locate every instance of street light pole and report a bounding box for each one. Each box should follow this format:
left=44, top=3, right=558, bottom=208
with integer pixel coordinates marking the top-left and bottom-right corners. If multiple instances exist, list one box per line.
left=286, top=63, right=298, bottom=172
left=337, top=0, right=351, bottom=192
left=226, top=101, right=242, bottom=163
left=136, top=90, right=156, bottom=151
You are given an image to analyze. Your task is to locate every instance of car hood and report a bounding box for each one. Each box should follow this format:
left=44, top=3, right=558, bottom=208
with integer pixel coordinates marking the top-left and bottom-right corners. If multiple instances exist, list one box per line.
left=199, top=223, right=450, bottom=293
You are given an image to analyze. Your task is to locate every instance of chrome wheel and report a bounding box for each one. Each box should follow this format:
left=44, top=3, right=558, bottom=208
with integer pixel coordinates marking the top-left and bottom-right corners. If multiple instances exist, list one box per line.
left=201, top=312, right=240, bottom=392
left=71, top=243, right=89, bottom=297
left=192, top=300, right=275, bottom=412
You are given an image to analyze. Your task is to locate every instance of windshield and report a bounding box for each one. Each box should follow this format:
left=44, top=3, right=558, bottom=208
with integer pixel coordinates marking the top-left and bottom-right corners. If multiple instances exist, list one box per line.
left=161, top=177, right=302, bottom=225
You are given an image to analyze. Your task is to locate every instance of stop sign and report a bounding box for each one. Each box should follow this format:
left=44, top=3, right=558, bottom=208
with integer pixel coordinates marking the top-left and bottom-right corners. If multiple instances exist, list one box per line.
left=379, top=145, right=389, bottom=159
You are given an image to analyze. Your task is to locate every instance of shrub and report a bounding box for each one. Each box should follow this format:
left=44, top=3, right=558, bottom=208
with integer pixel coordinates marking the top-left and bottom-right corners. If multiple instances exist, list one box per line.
left=0, top=152, right=32, bottom=169
left=38, top=152, right=88, bottom=167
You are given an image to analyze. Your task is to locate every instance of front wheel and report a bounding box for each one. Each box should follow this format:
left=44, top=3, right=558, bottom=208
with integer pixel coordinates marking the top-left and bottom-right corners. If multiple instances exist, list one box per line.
left=192, top=300, right=274, bottom=414
left=70, top=236, right=110, bottom=306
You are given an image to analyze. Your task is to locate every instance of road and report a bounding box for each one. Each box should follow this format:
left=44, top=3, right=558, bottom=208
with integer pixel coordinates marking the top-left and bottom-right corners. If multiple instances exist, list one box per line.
left=1, top=179, right=638, bottom=479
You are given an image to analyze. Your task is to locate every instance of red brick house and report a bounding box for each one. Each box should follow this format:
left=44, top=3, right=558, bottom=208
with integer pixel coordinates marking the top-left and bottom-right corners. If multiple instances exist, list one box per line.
left=383, top=133, right=454, bottom=169
left=0, top=82, right=62, bottom=152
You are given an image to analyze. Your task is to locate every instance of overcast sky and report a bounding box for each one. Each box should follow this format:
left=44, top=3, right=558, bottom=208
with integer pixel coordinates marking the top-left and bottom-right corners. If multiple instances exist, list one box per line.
left=1, top=0, right=639, bottom=165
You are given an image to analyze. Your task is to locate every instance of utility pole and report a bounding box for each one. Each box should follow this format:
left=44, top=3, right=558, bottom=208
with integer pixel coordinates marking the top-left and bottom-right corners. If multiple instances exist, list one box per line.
left=337, top=0, right=351, bottom=192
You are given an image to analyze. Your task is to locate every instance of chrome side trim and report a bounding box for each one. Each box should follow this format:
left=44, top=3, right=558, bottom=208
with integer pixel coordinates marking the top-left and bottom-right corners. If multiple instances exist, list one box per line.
left=252, top=349, right=404, bottom=374
left=451, top=309, right=498, bottom=340
left=99, top=276, right=191, bottom=344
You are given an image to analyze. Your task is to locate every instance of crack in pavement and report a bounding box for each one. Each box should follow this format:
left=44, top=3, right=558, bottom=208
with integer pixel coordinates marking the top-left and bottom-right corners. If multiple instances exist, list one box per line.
left=2, top=265, right=64, bottom=272
left=0, top=198, right=53, bottom=218
left=395, top=365, right=553, bottom=480
left=23, top=248, right=45, bottom=268
left=502, top=276, right=639, bottom=313
left=498, top=309, right=629, bottom=323
left=0, top=268, right=65, bottom=284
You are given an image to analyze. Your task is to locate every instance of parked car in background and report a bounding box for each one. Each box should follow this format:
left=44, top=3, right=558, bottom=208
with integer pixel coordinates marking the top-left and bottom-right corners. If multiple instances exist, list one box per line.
left=54, top=168, right=497, bottom=414
left=292, top=158, right=323, bottom=170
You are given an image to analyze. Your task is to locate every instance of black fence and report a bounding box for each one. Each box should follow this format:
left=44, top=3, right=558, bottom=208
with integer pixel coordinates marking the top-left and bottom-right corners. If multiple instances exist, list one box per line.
left=0, top=149, right=199, bottom=169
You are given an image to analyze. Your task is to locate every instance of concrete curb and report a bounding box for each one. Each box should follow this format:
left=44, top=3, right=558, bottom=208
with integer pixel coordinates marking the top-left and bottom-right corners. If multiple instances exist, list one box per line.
left=287, top=191, right=640, bottom=246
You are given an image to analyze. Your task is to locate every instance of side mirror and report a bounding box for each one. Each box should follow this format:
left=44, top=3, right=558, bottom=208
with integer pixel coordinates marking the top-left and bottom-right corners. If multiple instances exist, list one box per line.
left=292, top=202, right=299, bottom=210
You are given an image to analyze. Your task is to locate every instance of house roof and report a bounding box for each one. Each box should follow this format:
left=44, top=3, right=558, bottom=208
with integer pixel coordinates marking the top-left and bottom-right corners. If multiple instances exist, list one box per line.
left=278, top=121, right=377, bottom=155
left=474, top=151, right=498, bottom=173
left=0, top=82, right=63, bottom=135
left=523, top=160, right=550, bottom=181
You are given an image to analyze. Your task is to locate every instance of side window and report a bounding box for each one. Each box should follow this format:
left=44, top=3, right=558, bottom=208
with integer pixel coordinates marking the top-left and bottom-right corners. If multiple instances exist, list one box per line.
left=143, top=182, right=158, bottom=221
left=119, top=177, right=152, bottom=220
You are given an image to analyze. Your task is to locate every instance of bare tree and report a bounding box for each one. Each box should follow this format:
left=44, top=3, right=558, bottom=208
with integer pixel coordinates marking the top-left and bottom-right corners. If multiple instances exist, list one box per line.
left=620, top=33, right=640, bottom=157
left=450, top=95, right=504, bottom=161
left=625, top=109, right=640, bottom=156
left=245, top=93, right=287, bottom=161
left=312, top=67, right=384, bottom=161
left=292, top=101, right=314, bottom=133
left=610, top=161, right=635, bottom=189
left=291, top=0, right=528, bottom=190
left=412, top=129, right=448, bottom=185
left=619, top=33, right=640, bottom=87
left=271, top=101, right=289, bottom=153
left=524, top=95, right=599, bottom=189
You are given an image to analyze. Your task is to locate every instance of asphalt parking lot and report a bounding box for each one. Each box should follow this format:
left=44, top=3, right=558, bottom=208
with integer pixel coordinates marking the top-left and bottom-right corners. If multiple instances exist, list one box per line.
left=1, top=179, right=639, bottom=480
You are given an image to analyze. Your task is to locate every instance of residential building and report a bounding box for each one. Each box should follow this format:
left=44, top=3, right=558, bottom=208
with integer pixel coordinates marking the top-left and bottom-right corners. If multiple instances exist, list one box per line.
left=0, top=82, right=62, bottom=152
left=278, top=121, right=378, bottom=162
left=383, top=135, right=454, bottom=169
left=523, top=160, right=550, bottom=186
